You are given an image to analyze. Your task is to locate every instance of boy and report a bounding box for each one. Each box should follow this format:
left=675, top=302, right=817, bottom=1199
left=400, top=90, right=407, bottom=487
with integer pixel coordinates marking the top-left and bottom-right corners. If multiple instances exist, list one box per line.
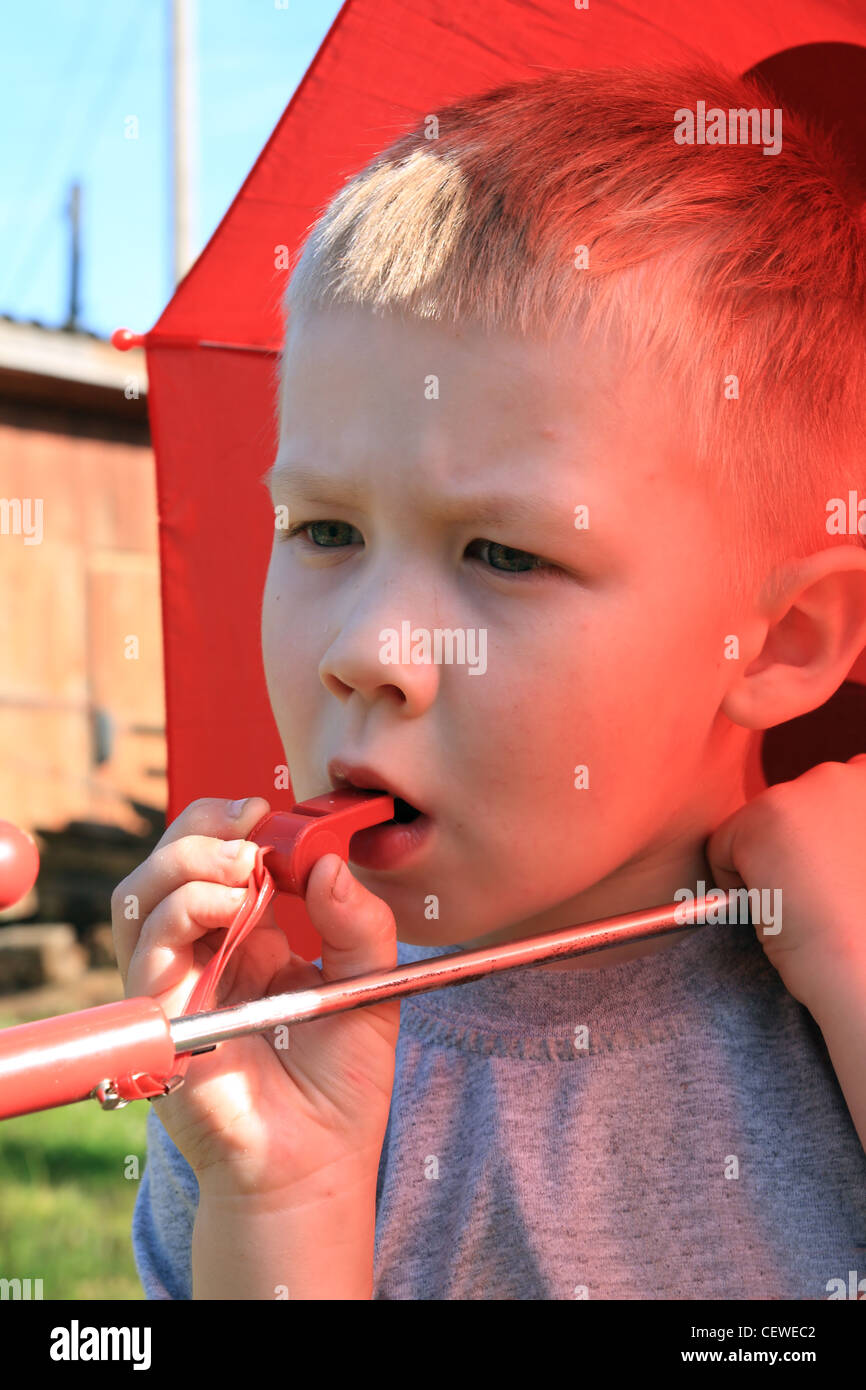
left=120, top=62, right=866, bottom=1299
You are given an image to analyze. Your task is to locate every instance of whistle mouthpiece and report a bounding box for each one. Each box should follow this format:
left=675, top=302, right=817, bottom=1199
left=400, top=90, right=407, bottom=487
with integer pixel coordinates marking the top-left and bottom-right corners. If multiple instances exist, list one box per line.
left=248, top=788, right=395, bottom=895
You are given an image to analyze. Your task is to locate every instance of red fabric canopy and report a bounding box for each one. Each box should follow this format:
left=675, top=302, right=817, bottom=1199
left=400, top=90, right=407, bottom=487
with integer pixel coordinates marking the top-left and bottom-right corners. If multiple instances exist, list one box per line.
left=132, top=0, right=866, bottom=957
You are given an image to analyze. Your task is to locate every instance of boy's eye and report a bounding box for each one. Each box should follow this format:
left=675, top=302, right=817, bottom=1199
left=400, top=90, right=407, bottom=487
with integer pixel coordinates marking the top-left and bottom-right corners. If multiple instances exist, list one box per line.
left=281, top=520, right=557, bottom=579
left=463, top=538, right=550, bottom=576
left=282, top=519, right=361, bottom=547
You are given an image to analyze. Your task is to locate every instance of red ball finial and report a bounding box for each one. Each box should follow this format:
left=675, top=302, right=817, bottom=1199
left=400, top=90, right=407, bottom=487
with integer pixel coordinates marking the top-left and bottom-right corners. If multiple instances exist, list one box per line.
left=110, top=327, right=145, bottom=351
left=0, top=821, right=40, bottom=910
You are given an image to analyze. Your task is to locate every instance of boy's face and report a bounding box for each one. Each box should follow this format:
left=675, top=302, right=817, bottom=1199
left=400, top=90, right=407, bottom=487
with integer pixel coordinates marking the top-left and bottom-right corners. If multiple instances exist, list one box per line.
left=262, top=303, right=752, bottom=958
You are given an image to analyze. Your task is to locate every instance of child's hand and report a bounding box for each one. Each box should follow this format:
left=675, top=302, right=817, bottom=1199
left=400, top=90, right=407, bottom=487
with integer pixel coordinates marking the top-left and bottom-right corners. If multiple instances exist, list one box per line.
left=111, top=796, right=400, bottom=1203
left=705, top=754, right=866, bottom=1014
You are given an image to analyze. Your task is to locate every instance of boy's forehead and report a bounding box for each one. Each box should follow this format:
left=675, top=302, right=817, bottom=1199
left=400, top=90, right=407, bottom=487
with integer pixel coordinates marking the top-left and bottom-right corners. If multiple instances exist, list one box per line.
left=283, top=302, right=623, bottom=398
left=277, top=305, right=694, bottom=505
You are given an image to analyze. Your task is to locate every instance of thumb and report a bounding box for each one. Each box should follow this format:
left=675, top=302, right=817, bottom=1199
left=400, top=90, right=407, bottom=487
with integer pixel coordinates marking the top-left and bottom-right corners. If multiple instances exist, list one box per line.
left=303, top=853, right=398, bottom=984
left=704, top=810, right=749, bottom=893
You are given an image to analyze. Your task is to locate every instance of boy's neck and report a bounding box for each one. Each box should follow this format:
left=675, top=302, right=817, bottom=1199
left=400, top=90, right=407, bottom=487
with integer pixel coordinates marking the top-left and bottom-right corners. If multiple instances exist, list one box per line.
left=456, top=791, right=747, bottom=972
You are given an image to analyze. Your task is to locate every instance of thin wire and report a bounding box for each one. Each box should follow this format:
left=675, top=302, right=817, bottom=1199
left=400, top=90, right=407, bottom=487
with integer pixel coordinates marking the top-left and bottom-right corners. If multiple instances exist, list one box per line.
left=0, top=1, right=146, bottom=316
left=0, top=2, right=97, bottom=247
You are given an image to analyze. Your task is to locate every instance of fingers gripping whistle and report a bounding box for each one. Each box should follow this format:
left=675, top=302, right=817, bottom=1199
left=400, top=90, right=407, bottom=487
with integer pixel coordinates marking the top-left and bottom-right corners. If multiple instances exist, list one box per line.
left=114, top=788, right=395, bottom=1103
left=0, top=789, right=394, bottom=1118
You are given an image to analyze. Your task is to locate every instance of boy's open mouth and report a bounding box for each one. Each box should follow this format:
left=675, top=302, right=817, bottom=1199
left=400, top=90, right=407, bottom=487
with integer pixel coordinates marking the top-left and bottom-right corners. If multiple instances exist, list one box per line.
left=375, top=793, right=422, bottom=824
left=327, top=760, right=428, bottom=826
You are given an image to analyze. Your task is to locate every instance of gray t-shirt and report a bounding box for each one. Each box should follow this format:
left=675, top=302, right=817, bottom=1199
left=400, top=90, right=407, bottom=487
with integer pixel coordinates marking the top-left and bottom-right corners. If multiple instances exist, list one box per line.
left=131, top=917, right=866, bottom=1299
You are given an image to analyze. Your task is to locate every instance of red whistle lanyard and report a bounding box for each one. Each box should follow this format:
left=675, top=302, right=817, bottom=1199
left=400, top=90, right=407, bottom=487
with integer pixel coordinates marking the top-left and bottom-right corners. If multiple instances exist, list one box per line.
left=0, top=789, right=728, bottom=1121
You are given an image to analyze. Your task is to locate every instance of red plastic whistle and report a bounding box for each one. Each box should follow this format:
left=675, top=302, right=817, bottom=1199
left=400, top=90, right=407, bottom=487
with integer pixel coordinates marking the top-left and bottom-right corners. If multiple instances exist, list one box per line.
left=248, top=787, right=395, bottom=896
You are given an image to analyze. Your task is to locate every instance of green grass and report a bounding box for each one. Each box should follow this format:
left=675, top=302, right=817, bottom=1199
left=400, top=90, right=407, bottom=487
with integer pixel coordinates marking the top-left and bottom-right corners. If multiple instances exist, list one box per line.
left=0, top=1008, right=149, bottom=1300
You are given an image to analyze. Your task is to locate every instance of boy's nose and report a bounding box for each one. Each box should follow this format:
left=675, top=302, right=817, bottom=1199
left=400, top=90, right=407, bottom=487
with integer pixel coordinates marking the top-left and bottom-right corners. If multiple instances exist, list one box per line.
left=319, top=623, right=442, bottom=715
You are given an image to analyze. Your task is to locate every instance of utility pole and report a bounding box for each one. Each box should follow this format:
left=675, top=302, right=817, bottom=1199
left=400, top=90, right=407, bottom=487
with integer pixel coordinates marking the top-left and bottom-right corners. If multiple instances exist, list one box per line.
left=168, top=0, right=198, bottom=291
left=62, top=181, right=81, bottom=331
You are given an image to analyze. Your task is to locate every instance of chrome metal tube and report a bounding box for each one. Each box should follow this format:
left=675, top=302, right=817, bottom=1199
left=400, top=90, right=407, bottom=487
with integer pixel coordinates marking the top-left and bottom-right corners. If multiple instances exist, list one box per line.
left=169, top=892, right=726, bottom=1056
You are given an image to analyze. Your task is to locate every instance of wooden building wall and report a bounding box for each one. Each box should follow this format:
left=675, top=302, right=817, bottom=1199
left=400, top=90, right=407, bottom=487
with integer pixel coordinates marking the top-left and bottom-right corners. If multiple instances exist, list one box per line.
left=0, top=375, right=165, bottom=845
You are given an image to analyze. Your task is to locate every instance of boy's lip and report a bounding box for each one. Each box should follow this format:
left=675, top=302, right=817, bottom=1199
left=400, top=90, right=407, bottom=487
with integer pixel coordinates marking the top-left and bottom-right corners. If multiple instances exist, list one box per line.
left=326, top=757, right=428, bottom=816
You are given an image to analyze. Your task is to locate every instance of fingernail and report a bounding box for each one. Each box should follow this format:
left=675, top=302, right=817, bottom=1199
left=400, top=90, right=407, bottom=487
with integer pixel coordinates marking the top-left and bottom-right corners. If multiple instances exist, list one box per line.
left=226, top=798, right=251, bottom=818
left=331, top=859, right=351, bottom=902
left=220, top=838, right=245, bottom=859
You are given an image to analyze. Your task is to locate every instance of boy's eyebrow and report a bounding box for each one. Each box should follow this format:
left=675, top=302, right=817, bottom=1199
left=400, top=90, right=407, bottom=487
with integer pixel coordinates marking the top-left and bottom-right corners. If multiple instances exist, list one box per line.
left=261, top=458, right=579, bottom=531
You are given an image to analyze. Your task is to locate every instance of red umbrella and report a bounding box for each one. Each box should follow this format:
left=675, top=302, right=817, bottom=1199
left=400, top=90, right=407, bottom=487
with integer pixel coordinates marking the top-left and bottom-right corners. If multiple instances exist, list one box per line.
left=114, top=0, right=866, bottom=959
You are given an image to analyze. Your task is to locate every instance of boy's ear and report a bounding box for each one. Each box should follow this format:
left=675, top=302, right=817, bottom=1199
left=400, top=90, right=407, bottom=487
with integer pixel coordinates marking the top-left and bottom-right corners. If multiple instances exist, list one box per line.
left=721, top=544, right=866, bottom=732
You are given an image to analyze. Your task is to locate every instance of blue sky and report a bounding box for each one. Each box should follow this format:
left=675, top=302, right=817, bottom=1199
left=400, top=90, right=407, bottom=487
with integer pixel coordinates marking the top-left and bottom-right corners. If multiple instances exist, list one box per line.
left=0, top=0, right=344, bottom=339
